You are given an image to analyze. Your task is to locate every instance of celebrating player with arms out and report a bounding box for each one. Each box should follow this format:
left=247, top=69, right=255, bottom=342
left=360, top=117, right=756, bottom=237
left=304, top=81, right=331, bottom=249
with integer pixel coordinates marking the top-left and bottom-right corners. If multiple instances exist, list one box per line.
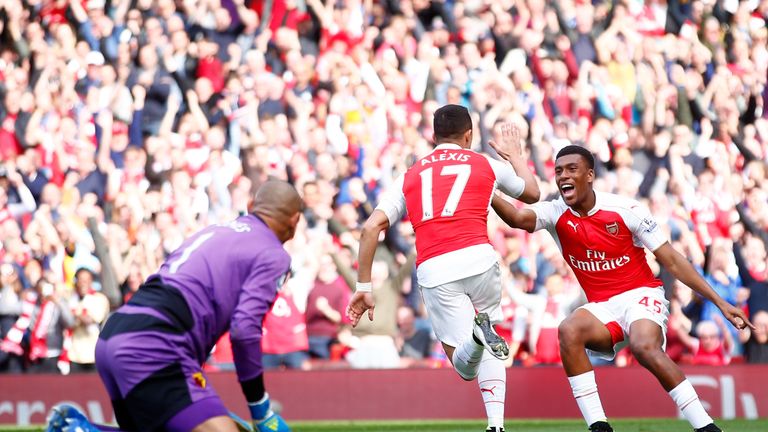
left=48, top=181, right=301, bottom=432
left=491, top=145, right=753, bottom=432
left=347, top=105, right=540, bottom=432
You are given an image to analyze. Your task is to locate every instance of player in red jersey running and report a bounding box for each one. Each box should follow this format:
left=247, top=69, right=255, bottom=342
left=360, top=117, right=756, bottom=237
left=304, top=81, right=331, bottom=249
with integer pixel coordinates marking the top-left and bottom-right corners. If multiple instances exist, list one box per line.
left=491, top=145, right=753, bottom=432
left=346, top=105, right=540, bottom=432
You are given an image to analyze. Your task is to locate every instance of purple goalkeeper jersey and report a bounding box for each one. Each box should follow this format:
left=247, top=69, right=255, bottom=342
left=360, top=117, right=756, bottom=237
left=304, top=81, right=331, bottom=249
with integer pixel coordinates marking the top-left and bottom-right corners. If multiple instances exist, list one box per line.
left=154, top=215, right=291, bottom=382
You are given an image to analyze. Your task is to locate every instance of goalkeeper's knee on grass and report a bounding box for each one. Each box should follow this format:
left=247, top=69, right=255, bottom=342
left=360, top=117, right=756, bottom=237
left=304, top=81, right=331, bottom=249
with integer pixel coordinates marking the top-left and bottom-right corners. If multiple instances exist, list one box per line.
left=249, top=393, right=291, bottom=432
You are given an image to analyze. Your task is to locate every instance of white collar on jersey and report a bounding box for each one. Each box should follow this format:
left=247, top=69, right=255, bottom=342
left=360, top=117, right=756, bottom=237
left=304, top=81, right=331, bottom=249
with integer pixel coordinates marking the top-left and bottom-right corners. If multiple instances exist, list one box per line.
left=567, top=190, right=603, bottom=218
left=433, top=143, right=463, bottom=151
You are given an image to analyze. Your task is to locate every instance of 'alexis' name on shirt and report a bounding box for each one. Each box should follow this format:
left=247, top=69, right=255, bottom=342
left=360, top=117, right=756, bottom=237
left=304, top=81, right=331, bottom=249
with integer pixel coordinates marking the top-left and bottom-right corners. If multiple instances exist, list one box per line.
left=421, top=152, right=471, bottom=165
left=568, top=249, right=631, bottom=272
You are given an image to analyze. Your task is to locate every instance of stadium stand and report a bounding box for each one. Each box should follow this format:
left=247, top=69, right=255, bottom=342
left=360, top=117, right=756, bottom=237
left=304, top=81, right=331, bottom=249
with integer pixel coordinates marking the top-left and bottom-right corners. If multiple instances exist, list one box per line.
left=0, top=0, right=767, bottom=375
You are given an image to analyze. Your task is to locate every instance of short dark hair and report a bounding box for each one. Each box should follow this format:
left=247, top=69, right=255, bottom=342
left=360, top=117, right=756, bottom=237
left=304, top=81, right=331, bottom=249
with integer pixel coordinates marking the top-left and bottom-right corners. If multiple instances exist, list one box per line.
left=75, top=267, right=96, bottom=283
left=556, top=145, right=595, bottom=169
left=433, top=104, right=472, bottom=141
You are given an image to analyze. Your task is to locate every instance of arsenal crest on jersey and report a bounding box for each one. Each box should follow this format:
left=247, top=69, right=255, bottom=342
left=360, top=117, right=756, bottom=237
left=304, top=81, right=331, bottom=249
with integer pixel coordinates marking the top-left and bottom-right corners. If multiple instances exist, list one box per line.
left=605, top=222, right=619, bottom=236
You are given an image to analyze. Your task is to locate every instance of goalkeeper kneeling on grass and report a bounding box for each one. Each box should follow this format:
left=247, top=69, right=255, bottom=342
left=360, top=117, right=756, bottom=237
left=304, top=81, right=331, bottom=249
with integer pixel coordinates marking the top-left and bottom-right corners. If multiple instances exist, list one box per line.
left=47, top=181, right=300, bottom=432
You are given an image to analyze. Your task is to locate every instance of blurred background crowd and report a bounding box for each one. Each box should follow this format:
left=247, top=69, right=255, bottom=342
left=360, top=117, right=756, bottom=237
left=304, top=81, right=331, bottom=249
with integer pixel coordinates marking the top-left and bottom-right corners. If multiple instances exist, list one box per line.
left=0, top=0, right=767, bottom=375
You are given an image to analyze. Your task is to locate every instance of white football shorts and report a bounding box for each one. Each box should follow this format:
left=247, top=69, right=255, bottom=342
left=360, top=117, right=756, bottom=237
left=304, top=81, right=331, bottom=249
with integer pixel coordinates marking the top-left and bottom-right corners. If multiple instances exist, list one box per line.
left=420, top=262, right=504, bottom=347
left=579, top=286, right=670, bottom=360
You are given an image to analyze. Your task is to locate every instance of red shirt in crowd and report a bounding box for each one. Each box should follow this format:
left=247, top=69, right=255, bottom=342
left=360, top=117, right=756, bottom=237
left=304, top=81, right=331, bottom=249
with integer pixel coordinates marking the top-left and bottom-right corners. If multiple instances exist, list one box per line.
left=534, top=297, right=564, bottom=365
left=262, top=291, right=309, bottom=355
left=691, top=339, right=729, bottom=366
left=305, top=276, right=350, bottom=339
left=0, top=113, right=21, bottom=160
left=197, top=57, right=225, bottom=93
left=690, top=196, right=731, bottom=248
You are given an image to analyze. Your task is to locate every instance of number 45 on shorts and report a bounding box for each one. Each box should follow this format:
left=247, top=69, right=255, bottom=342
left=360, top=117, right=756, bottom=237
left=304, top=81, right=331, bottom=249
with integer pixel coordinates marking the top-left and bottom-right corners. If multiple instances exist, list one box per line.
left=638, top=296, right=663, bottom=313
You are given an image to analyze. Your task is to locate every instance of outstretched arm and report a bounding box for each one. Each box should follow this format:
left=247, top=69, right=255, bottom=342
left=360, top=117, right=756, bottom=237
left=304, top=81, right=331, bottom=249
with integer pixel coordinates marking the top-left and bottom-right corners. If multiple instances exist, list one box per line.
left=491, top=195, right=538, bottom=233
left=347, top=175, right=406, bottom=325
left=654, top=243, right=754, bottom=331
left=346, top=210, right=390, bottom=326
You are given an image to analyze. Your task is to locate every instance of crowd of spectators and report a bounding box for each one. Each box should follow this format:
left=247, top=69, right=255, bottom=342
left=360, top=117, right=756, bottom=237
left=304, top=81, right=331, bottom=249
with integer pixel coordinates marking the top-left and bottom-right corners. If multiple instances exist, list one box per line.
left=0, top=0, right=767, bottom=375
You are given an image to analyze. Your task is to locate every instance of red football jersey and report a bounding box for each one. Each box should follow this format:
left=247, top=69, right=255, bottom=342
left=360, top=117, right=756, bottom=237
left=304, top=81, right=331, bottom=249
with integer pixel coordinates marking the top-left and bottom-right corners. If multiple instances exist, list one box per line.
left=533, top=192, right=666, bottom=302
left=402, top=147, right=497, bottom=265
left=376, top=144, right=525, bottom=286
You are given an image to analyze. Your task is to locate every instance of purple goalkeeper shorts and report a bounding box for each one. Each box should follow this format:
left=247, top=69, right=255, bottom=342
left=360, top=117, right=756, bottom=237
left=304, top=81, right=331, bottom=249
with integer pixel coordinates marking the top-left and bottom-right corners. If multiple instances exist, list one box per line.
left=95, top=304, right=228, bottom=432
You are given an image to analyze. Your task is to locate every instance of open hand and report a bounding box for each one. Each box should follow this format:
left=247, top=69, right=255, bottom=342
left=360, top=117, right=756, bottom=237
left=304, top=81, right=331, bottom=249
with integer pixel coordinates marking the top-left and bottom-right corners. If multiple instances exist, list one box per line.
left=345, top=291, right=375, bottom=327
left=489, top=122, right=523, bottom=161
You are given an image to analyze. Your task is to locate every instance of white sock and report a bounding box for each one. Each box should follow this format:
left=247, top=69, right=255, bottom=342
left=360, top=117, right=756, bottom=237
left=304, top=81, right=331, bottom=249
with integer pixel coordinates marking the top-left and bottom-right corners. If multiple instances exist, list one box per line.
left=568, top=370, right=607, bottom=426
left=452, top=337, right=484, bottom=380
left=669, top=380, right=713, bottom=429
left=477, top=352, right=506, bottom=429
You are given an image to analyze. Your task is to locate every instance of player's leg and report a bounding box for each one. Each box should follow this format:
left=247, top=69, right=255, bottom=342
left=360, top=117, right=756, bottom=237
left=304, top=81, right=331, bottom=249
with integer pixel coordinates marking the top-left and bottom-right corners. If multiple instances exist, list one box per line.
left=188, top=416, right=240, bottom=432
left=94, top=312, right=233, bottom=432
left=133, top=361, right=237, bottom=432
left=559, top=308, right=615, bottom=374
left=558, top=308, right=616, bottom=432
left=627, top=319, right=684, bottom=389
left=625, top=287, right=721, bottom=432
left=466, top=263, right=508, bottom=432
left=434, top=330, right=499, bottom=430
left=420, top=282, right=479, bottom=378
left=467, top=264, right=510, bottom=361
left=475, top=350, right=505, bottom=432
left=165, top=400, right=239, bottom=432
left=49, top=338, right=141, bottom=432
left=629, top=320, right=720, bottom=431
left=49, top=341, right=122, bottom=432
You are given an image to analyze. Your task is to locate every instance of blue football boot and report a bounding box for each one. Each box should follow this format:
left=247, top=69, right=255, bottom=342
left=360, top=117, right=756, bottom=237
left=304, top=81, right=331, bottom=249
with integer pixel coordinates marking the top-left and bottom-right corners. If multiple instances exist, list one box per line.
left=46, top=403, right=100, bottom=432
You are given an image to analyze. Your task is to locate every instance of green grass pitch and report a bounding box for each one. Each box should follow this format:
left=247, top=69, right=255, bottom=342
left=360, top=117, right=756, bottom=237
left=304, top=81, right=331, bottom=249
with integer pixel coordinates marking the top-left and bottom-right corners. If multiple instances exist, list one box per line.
left=5, top=419, right=768, bottom=431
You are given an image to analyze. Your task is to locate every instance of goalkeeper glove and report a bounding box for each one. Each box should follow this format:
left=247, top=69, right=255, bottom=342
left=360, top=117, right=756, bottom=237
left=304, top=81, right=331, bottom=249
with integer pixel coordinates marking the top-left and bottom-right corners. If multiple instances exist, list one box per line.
left=249, top=393, right=291, bottom=432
